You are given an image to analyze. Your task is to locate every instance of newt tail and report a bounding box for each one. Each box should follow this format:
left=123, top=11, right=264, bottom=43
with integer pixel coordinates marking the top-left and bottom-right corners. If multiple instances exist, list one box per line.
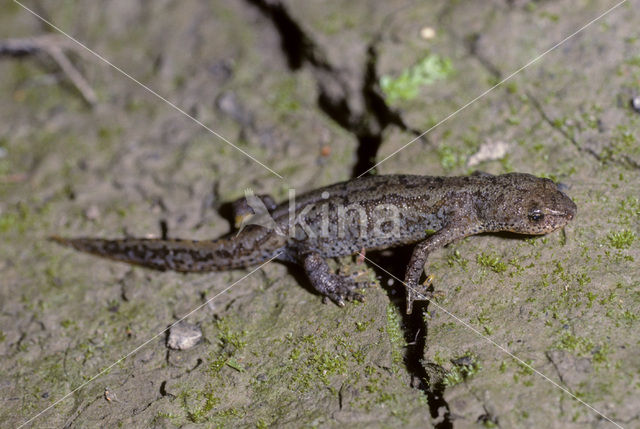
left=49, top=235, right=282, bottom=272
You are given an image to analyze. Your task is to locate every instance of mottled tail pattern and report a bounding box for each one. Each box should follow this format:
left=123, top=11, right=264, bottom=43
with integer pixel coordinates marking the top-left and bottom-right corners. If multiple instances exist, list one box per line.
left=49, top=236, right=267, bottom=272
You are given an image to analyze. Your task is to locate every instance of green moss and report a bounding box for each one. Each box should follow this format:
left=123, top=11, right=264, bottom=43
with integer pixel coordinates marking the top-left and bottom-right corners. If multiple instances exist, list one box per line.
left=180, top=350, right=249, bottom=425
left=432, top=350, right=447, bottom=366
left=506, top=116, right=521, bottom=125
left=180, top=387, right=220, bottom=423
left=552, top=261, right=574, bottom=284
left=512, top=358, right=536, bottom=385
left=580, top=111, right=600, bottom=130
left=482, top=418, right=499, bottom=428
left=307, top=351, right=347, bottom=383
left=618, top=196, right=640, bottom=225
left=351, top=348, right=367, bottom=365
left=288, top=346, right=301, bottom=362
left=359, top=366, right=404, bottom=411
left=0, top=212, right=20, bottom=234
left=622, top=309, right=638, bottom=322
left=516, top=359, right=534, bottom=376
left=216, top=318, right=248, bottom=351
left=499, top=153, right=514, bottom=173
left=539, top=11, right=559, bottom=22
left=615, top=126, right=636, bottom=146
left=437, top=144, right=472, bottom=171
left=0, top=201, right=34, bottom=234
left=625, top=55, right=640, bottom=67
left=476, top=311, right=492, bottom=325
left=290, top=346, right=349, bottom=389
left=266, top=77, right=301, bottom=116
left=225, top=358, right=245, bottom=372
left=447, top=249, right=468, bottom=269
left=207, top=322, right=249, bottom=379
left=443, top=353, right=481, bottom=386
left=437, top=146, right=457, bottom=170
left=557, top=332, right=594, bottom=355
left=600, top=124, right=640, bottom=163
left=475, top=309, right=495, bottom=335
left=476, top=252, right=507, bottom=273
left=592, top=344, right=612, bottom=365
left=576, top=272, right=591, bottom=287
left=216, top=407, right=243, bottom=419
left=607, top=230, right=636, bottom=249
left=386, top=305, right=406, bottom=371
left=278, top=326, right=356, bottom=393
left=355, top=318, right=373, bottom=332
left=507, top=257, right=525, bottom=276
left=380, top=54, right=454, bottom=104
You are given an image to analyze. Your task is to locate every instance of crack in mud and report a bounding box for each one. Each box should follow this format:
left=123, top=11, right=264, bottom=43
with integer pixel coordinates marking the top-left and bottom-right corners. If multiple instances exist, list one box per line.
left=62, top=394, right=102, bottom=429
left=465, top=32, right=503, bottom=80
left=403, top=308, right=453, bottom=429
left=365, top=249, right=453, bottom=428
left=246, top=0, right=416, bottom=177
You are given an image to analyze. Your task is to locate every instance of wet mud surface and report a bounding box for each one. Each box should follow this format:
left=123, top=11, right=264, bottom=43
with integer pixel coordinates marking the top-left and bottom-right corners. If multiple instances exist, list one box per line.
left=1, top=0, right=639, bottom=427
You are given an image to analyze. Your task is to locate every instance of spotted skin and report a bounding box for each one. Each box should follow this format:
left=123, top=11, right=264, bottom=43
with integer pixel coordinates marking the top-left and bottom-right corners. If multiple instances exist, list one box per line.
left=51, top=172, right=577, bottom=313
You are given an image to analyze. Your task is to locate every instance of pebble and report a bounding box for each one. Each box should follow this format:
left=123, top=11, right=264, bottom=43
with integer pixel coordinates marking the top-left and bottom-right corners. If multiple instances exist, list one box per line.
left=167, top=322, right=202, bottom=350
left=467, top=140, right=510, bottom=167
left=215, top=91, right=253, bottom=126
left=631, top=96, right=640, bottom=113
left=420, top=26, right=436, bottom=40
left=84, top=204, right=100, bottom=221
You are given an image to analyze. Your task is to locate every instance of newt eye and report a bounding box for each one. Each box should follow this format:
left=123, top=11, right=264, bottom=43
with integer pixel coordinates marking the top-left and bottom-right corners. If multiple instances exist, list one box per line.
left=528, top=209, right=544, bottom=222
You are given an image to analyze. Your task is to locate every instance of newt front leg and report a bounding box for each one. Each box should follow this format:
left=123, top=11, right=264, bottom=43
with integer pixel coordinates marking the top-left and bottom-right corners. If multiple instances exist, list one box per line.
left=404, top=219, right=477, bottom=314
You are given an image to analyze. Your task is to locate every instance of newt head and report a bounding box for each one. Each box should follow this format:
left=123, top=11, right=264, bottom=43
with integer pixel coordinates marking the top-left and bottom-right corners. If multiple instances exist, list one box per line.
left=481, top=173, right=577, bottom=235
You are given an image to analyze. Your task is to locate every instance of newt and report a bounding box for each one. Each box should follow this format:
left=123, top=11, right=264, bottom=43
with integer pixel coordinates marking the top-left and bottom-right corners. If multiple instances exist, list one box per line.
left=50, top=172, right=577, bottom=314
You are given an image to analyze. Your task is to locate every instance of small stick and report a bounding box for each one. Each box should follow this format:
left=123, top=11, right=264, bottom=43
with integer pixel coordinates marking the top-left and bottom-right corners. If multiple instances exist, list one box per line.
left=0, top=35, right=97, bottom=105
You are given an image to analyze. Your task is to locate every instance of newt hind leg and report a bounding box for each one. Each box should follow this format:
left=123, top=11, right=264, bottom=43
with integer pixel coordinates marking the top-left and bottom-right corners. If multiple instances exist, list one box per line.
left=231, top=192, right=277, bottom=229
left=301, top=252, right=367, bottom=307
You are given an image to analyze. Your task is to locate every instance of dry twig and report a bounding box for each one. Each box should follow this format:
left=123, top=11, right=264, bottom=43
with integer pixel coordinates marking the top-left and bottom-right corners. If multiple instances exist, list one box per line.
left=0, top=34, right=97, bottom=105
